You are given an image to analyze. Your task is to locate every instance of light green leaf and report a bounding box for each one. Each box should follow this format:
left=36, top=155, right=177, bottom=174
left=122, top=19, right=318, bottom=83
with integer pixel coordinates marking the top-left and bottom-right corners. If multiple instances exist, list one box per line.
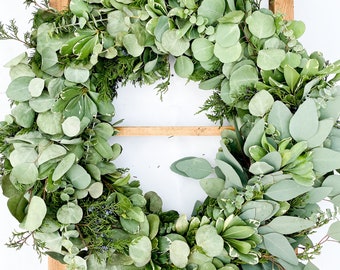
left=64, top=66, right=90, bottom=83
left=175, top=157, right=212, bottom=179
left=263, top=233, right=298, bottom=265
left=196, top=225, right=224, bottom=257
left=7, top=194, right=28, bottom=222
left=223, top=226, right=255, bottom=239
left=87, top=182, right=103, bottom=199
left=260, top=151, right=282, bottom=171
left=28, top=78, right=45, bottom=97
left=191, top=38, right=214, bottom=62
left=249, top=161, right=274, bottom=175
left=129, top=236, right=152, bottom=267
left=153, top=16, right=169, bottom=41
left=57, top=202, right=83, bottom=224
left=320, top=93, right=340, bottom=120
left=284, top=65, right=300, bottom=90
left=52, top=153, right=76, bottom=181
left=93, top=136, right=115, bottom=159
left=265, top=180, right=312, bottom=201
left=257, top=49, right=286, bottom=70
left=214, top=42, right=242, bottom=63
left=38, top=144, right=67, bottom=166
left=29, top=93, right=55, bottom=113
left=268, top=101, right=293, bottom=139
left=287, top=20, right=306, bottom=39
left=20, top=196, right=46, bottom=231
left=281, top=52, right=302, bottom=68
left=289, top=99, right=318, bottom=142
left=246, top=10, right=275, bottom=39
left=10, top=163, right=38, bottom=185
left=11, top=102, right=35, bottom=128
left=304, top=261, right=319, bottom=270
left=328, top=221, right=340, bottom=241
left=161, top=30, right=190, bottom=57
left=229, top=64, right=258, bottom=93
left=37, top=111, right=63, bottom=135
left=174, top=56, right=194, bottom=78
left=248, top=90, right=274, bottom=117
left=266, top=216, right=314, bottom=234
left=197, top=0, right=225, bottom=25
left=9, top=147, right=38, bottom=167
left=66, top=164, right=91, bottom=189
left=215, top=159, right=242, bottom=188
left=312, top=147, right=340, bottom=175
left=307, top=119, right=334, bottom=148
left=123, top=34, right=144, bottom=57
left=304, top=187, right=332, bottom=203
left=41, top=48, right=58, bottom=71
left=322, top=175, right=340, bottom=197
left=241, top=200, right=276, bottom=222
left=169, top=240, right=190, bottom=268
left=10, top=63, right=35, bottom=80
left=215, top=23, right=240, bottom=48
left=94, top=123, right=114, bottom=139
left=6, top=76, right=32, bottom=102
left=199, top=74, right=225, bottom=90
left=243, top=118, right=265, bottom=157
left=200, top=178, right=225, bottom=198
left=218, top=10, right=244, bottom=24
left=69, top=0, right=91, bottom=17
left=107, top=10, right=130, bottom=37
left=62, top=116, right=81, bottom=137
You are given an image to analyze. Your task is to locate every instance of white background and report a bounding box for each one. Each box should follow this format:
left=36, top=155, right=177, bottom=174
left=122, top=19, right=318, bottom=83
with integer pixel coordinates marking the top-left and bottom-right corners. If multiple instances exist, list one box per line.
left=0, top=0, right=339, bottom=269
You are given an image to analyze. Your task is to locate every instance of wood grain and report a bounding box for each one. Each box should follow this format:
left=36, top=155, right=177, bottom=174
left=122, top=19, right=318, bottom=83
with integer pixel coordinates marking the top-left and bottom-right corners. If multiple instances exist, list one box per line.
left=49, top=0, right=70, bottom=11
left=269, top=0, right=294, bottom=20
left=115, top=126, right=233, bottom=136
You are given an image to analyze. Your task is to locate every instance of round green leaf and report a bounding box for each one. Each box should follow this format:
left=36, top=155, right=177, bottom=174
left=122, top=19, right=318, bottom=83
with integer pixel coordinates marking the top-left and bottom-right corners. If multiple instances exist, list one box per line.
left=129, top=236, right=152, bottom=267
left=191, top=38, right=214, bottom=62
left=266, top=216, right=314, bottom=235
left=37, top=144, right=67, bottom=166
left=9, top=147, right=38, bottom=167
left=29, top=93, right=55, bottom=113
left=229, top=64, right=258, bottom=93
left=197, top=0, right=225, bottom=25
left=88, top=182, right=104, bottom=199
left=6, top=76, right=32, bottom=102
left=214, top=42, right=242, bottom=63
left=64, top=66, right=90, bottom=83
left=57, top=202, right=83, bottom=224
left=161, top=30, right=190, bottom=57
left=20, top=196, right=47, bottom=231
left=175, top=157, right=212, bottom=179
left=257, top=49, right=286, bottom=70
left=107, top=10, right=130, bottom=37
left=169, top=240, right=190, bottom=268
left=248, top=90, right=274, bottom=117
left=215, top=23, right=240, bottom=48
left=62, top=116, right=81, bottom=137
left=66, top=164, right=92, bottom=189
left=246, top=10, right=276, bottom=39
left=200, top=178, right=225, bottom=198
left=123, top=34, right=144, bottom=57
left=174, top=56, right=194, bottom=78
left=28, top=78, right=45, bottom=97
left=37, top=111, right=63, bottom=135
left=196, top=225, right=224, bottom=257
left=328, top=221, right=340, bottom=241
left=10, top=163, right=38, bottom=185
left=11, top=102, right=35, bottom=128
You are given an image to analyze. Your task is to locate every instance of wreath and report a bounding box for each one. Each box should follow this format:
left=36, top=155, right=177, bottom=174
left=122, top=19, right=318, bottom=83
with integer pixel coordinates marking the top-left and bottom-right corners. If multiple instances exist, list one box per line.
left=1, top=0, right=340, bottom=269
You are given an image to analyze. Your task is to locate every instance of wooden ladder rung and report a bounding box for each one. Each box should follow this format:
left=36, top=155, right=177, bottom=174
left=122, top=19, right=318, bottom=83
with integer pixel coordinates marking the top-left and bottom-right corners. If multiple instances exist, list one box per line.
left=115, top=126, right=233, bottom=136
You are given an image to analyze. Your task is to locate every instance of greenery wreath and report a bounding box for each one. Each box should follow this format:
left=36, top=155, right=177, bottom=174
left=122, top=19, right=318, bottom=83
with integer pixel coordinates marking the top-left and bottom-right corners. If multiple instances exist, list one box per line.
left=1, top=0, right=340, bottom=269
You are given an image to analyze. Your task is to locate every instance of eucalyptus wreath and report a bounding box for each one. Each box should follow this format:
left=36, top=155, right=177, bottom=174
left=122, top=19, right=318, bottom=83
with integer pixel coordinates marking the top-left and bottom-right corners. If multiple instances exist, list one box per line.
left=1, top=0, right=340, bottom=269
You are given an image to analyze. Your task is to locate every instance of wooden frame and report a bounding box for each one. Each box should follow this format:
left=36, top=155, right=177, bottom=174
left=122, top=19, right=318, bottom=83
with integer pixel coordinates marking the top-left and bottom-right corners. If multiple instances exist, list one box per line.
left=45, top=0, right=294, bottom=268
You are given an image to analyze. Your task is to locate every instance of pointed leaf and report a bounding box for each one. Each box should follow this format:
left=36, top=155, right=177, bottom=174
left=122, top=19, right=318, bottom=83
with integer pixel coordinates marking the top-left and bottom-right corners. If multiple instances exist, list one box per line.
left=175, top=157, right=212, bottom=179
left=20, top=196, right=47, bottom=231
left=215, top=159, right=242, bottom=188
left=52, top=153, right=76, bottom=181
left=265, top=180, right=312, bottom=201
left=312, top=147, right=340, bottom=175
left=200, top=178, right=225, bottom=198
left=266, top=216, right=314, bottom=234
left=328, top=221, right=340, bottom=241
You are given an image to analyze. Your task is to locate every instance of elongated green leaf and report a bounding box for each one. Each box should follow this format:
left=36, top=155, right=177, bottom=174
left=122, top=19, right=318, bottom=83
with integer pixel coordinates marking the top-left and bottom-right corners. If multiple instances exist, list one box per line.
left=322, top=175, right=340, bottom=197
left=307, top=119, right=334, bottom=148
left=312, top=147, right=340, bottom=175
left=328, top=221, right=340, bottom=241
left=289, top=99, right=318, bottom=142
left=52, top=153, right=76, bottom=181
left=263, top=233, right=298, bottom=265
left=265, top=180, right=312, bottom=201
left=175, top=157, right=212, bottom=179
left=243, top=118, right=265, bottom=157
left=266, top=216, right=314, bottom=234
left=223, top=226, right=255, bottom=239
left=20, top=196, right=47, bottom=231
left=215, top=159, right=242, bottom=188
left=38, top=144, right=67, bottom=166
left=7, top=194, right=28, bottom=222
left=304, top=187, right=332, bottom=203
left=268, top=101, right=293, bottom=139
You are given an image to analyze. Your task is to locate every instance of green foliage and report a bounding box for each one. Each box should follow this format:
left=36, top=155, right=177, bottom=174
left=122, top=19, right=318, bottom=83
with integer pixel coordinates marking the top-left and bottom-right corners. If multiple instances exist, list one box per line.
left=1, top=0, right=340, bottom=270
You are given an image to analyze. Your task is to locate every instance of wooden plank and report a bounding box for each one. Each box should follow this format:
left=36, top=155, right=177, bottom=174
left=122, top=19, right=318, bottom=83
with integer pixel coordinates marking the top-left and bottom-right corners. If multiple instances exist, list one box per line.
left=269, top=0, right=294, bottom=20
left=116, top=126, right=233, bottom=136
left=49, top=0, right=70, bottom=11
left=48, top=258, right=66, bottom=270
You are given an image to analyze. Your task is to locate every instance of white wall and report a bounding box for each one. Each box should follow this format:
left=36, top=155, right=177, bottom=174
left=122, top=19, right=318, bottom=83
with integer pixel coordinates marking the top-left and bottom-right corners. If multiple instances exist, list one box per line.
left=0, top=1, right=339, bottom=269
